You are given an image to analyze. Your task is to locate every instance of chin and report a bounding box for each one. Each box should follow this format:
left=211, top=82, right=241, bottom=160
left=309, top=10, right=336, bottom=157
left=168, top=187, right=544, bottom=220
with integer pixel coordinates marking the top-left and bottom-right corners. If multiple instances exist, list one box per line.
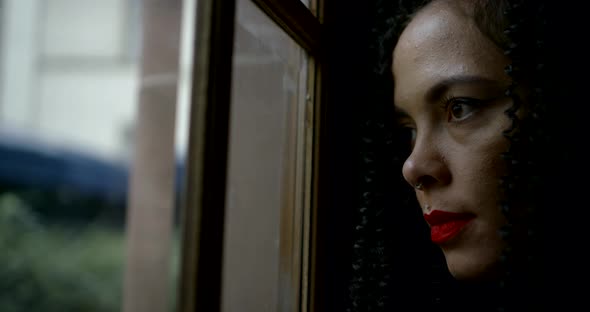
left=448, top=266, right=499, bottom=282
left=443, top=249, right=502, bottom=282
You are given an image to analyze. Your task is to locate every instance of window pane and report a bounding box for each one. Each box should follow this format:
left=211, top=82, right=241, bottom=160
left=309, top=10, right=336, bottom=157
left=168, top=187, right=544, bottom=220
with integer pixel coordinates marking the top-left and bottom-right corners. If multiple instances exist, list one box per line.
left=0, top=0, right=194, bottom=311
left=222, top=0, right=309, bottom=311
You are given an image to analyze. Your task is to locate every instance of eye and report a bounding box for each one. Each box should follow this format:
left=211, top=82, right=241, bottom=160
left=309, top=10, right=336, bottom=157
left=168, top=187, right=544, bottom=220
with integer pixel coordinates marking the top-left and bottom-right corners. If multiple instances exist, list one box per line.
left=446, top=98, right=482, bottom=122
left=395, top=124, right=416, bottom=154
left=402, top=126, right=417, bottom=148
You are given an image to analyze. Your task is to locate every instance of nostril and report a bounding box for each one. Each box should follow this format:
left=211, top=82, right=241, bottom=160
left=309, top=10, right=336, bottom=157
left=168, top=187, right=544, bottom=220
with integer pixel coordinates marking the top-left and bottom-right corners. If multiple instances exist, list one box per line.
left=413, top=176, right=438, bottom=190
left=414, top=181, right=424, bottom=190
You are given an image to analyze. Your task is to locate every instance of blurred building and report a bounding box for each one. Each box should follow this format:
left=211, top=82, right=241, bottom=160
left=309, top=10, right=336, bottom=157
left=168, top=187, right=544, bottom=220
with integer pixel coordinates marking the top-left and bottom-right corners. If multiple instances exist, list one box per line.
left=0, top=0, right=193, bottom=163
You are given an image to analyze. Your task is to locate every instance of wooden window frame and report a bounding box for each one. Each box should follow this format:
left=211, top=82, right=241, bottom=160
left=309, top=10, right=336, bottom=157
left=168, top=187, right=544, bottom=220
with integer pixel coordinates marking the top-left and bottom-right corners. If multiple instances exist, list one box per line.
left=177, top=0, right=323, bottom=312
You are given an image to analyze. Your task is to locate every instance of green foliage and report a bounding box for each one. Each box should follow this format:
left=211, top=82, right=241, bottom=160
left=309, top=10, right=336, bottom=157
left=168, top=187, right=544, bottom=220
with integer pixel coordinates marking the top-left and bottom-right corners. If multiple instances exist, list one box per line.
left=0, top=193, right=124, bottom=312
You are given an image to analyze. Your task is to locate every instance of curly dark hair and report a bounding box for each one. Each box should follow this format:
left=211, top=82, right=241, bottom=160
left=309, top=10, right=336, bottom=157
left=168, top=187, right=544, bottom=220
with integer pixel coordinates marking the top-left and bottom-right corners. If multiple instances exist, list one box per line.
left=348, top=1, right=552, bottom=311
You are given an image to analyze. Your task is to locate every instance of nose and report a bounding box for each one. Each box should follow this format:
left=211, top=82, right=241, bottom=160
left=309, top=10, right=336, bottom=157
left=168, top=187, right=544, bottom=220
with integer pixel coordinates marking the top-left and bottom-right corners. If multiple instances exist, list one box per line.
left=402, top=133, right=451, bottom=190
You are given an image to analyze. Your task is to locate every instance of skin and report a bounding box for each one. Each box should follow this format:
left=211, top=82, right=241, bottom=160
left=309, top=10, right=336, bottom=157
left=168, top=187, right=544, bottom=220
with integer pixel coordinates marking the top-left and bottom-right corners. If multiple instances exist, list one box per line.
left=392, top=1, right=518, bottom=281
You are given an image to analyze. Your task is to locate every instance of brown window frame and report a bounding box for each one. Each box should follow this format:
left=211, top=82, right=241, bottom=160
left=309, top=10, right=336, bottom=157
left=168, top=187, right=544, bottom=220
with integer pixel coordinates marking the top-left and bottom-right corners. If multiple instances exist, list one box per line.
left=177, top=0, right=324, bottom=311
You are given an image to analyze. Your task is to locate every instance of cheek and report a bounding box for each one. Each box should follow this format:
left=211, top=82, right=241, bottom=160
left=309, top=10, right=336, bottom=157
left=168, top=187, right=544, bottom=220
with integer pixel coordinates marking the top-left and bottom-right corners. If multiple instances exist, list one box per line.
left=461, top=114, right=512, bottom=176
left=477, top=129, right=510, bottom=169
left=449, top=131, right=510, bottom=192
left=448, top=142, right=508, bottom=225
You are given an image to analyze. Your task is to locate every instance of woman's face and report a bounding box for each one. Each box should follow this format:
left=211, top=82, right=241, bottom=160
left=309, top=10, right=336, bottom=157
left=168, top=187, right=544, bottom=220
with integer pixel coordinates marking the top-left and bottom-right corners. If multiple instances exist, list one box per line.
left=392, top=3, right=514, bottom=281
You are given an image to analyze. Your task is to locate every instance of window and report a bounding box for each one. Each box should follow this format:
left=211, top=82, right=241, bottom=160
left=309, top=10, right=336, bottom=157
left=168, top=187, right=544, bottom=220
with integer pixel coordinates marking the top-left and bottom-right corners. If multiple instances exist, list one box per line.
left=222, top=0, right=309, bottom=310
left=177, top=0, right=322, bottom=311
left=0, top=0, right=323, bottom=311
left=0, top=0, right=190, bottom=311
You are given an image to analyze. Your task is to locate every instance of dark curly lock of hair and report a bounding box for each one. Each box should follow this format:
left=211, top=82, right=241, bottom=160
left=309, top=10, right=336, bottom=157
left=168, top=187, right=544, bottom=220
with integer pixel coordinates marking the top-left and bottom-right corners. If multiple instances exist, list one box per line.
left=347, top=1, right=554, bottom=311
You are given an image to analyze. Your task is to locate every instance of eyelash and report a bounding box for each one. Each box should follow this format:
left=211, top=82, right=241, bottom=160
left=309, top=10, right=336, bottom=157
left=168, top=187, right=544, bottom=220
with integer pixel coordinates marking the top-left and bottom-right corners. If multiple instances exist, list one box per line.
left=394, top=96, right=488, bottom=150
left=440, top=95, right=483, bottom=122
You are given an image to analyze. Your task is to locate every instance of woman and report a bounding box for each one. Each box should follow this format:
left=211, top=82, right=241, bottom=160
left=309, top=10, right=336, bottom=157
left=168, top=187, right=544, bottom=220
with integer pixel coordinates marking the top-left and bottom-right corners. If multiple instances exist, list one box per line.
left=348, top=0, right=584, bottom=310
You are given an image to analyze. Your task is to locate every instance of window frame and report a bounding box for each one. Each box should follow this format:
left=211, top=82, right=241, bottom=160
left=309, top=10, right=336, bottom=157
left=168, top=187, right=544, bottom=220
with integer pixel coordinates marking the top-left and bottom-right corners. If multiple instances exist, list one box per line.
left=177, top=0, right=323, bottom=312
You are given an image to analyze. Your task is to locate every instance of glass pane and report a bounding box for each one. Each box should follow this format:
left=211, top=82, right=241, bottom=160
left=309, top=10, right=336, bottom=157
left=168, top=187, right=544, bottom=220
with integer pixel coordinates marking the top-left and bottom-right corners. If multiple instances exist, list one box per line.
left=0, top=0, right=194, bottom=311
left=222, top=0, right=309, bottom=311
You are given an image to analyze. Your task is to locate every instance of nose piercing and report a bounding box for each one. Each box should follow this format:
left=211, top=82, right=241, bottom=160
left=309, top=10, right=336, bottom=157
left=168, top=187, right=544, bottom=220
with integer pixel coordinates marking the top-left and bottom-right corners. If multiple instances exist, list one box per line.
left=414, top=182, right=423, bottom=190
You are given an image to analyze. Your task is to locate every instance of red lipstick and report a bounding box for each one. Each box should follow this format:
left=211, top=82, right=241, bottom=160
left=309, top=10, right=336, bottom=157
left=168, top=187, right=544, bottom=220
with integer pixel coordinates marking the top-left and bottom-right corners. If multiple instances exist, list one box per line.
left=423, top=210, right=475, bottom=244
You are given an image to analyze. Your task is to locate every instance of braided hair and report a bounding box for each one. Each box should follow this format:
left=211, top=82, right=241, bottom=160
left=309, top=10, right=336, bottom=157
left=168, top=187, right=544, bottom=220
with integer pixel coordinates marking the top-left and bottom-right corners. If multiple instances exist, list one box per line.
left=348, top=1, right=550, bottom=311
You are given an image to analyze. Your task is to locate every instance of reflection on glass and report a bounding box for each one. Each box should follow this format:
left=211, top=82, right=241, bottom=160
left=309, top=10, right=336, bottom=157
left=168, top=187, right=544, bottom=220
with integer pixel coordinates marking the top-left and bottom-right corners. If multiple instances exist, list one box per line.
left=0, top=0, right=193, bottom=311
left=222, top=0, right=308, bottom=311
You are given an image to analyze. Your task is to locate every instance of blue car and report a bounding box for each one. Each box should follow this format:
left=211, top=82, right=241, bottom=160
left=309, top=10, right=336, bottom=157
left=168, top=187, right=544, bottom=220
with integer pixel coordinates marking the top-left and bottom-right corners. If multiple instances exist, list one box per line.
left=0, top=129, right=129, bottom=223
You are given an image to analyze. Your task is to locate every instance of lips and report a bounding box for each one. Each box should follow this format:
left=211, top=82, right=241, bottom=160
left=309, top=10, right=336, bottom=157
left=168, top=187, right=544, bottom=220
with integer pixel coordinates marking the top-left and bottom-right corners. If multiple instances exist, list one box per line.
left=423, top=210, right=475, bottom=244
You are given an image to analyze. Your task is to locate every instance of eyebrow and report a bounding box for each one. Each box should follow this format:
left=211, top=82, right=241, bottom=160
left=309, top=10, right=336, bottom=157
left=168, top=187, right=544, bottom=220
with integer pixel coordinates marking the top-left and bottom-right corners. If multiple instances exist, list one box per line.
left=393, top=107, right=410, bottom=120
left=425, top=75, right=500, bottom=103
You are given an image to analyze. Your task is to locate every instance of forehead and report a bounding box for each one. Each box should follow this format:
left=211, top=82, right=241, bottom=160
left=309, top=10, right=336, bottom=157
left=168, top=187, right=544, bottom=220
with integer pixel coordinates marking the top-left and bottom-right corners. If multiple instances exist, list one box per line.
left=392, top=4, right=509, bottom=107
